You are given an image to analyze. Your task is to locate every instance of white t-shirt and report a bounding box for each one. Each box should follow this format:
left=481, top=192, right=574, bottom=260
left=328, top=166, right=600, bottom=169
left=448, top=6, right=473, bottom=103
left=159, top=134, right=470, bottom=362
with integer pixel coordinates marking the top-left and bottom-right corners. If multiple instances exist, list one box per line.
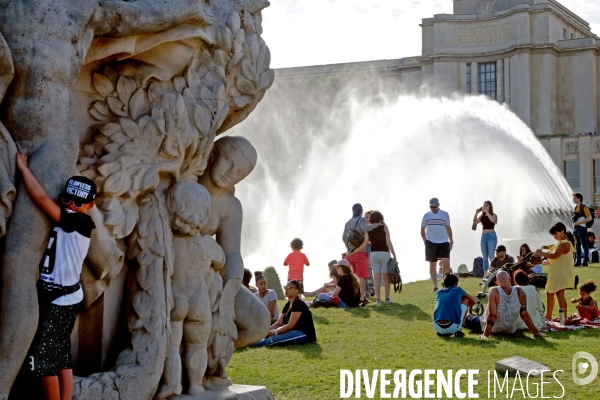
left=39, top=208, right=95, bottom=306
left=255, top=289, right=279, bottom=319
left=421, top=210, right=451, bottom=243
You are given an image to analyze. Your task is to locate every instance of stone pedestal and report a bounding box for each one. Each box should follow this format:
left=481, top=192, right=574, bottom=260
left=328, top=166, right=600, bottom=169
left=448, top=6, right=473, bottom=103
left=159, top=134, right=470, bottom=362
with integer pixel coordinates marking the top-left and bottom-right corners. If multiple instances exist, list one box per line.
left=173, top=385, right=274, bottom=400
left=496, top=356, right=550, bottom=377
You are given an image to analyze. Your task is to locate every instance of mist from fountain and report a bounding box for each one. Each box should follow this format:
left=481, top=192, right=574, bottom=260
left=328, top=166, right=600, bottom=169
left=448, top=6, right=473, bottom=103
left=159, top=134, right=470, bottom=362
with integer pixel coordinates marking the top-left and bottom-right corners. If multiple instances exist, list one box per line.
left=231, top=88, right=573, bottom=287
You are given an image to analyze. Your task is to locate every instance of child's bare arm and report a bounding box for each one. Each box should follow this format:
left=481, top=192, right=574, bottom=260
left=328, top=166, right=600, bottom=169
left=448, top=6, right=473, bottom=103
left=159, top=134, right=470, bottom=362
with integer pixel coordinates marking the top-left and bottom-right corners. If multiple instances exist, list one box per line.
left=92, top=0, right=213, bottom=38
left=16, top=153, right=60, bottom=223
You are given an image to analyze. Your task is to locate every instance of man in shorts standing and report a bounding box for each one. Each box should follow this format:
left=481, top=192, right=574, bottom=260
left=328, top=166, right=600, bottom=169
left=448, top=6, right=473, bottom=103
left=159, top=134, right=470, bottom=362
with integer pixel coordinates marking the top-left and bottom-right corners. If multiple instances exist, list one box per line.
left=421, top=198, right=453, bottom=292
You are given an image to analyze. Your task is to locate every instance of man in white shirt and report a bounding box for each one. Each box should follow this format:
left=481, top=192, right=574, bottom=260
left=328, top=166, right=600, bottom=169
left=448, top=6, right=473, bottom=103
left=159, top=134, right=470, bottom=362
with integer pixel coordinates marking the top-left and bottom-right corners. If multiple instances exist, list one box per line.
left=421, top=198, right=453, bottom=292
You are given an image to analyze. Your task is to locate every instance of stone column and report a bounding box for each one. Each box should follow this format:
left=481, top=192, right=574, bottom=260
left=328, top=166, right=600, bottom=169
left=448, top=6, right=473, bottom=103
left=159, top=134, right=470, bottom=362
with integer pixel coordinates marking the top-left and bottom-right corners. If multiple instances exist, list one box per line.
left=509, top=53, right=531, bottom=126
left=471, top=62, right=478, bottom=94
left=579, top=136, right=593, bottom=203
left=496, top=59, right=504, bottom=103
left=504, top=58, right=510, bottom=106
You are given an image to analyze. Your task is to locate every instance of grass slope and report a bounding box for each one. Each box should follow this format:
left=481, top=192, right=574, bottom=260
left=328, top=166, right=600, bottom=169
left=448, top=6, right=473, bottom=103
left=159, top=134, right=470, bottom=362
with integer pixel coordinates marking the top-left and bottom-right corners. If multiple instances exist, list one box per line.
left=229, top=265, right=600, bottom=399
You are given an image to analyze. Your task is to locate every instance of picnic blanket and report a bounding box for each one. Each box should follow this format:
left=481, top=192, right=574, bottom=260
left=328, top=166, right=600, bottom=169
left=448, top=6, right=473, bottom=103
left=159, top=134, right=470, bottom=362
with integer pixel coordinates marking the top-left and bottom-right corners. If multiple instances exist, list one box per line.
left=542, top=316, right=600, bottom=332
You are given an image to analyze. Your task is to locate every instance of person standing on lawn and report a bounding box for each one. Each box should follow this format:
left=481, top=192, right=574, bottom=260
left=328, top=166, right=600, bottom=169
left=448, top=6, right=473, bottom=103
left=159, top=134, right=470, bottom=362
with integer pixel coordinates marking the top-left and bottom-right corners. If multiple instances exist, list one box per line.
left=535, top=222, right=576, bottom=325
left=343, top=203, right=380, bottom=305
left=284, top=238, right=310, bottom=294
left=421, top=198, right=453, bottom=292
left=571, top=192, right=592, bottom=267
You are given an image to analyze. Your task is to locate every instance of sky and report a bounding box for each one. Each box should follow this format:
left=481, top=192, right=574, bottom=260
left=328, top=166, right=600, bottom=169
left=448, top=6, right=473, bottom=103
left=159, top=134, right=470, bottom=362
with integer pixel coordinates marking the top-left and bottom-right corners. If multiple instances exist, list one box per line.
left=261, top=0, right=600, bottom=69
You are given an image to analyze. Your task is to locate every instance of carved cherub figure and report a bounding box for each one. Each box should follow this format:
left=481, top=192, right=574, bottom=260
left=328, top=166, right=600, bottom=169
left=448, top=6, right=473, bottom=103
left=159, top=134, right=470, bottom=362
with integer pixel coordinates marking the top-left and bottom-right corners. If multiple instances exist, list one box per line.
left=0, top=1, right=214, bottom=395
left=158, top=181, right=225, bottom=398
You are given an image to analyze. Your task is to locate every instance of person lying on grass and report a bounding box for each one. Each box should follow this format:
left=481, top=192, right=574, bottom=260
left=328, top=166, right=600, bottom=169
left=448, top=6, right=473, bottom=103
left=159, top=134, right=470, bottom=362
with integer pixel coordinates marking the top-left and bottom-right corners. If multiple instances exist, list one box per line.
left=432, top=273, right=476, bottom=337
left=464, top=270, right=544, bottom=339
left=250, top=280, right=316, bottom=347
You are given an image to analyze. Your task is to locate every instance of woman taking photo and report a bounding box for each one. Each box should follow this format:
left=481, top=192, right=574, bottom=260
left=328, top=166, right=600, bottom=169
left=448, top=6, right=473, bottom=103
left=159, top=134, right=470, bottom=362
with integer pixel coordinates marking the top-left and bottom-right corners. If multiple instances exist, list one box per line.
left=473, top=201, right=498, bottom=274
left=250, top=280, right=316, bottom=347
left=254, top=271, right=279, bottom=322
left=535, top=222, right=576, bottom=325
left=368, top=211, right=397, bottom=304
left=313, top=260, right=361, bottom=308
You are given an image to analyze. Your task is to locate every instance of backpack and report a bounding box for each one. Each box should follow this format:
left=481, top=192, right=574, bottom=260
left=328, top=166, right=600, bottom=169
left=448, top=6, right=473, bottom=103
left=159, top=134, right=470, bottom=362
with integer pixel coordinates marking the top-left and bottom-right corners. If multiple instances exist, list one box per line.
left=387, top=259, right=402, bottom=293
left=472, top=256, right=484, bottom=277
left=573, top=205, right=595, bottom=228
left=345, top=218, right=364, bottom=248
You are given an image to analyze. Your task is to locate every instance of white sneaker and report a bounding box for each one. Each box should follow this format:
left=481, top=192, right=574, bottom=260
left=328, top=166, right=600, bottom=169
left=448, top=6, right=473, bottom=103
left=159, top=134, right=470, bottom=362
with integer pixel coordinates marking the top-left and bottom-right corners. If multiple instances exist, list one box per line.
left=376, top=299, right=382, bottom=304
left=385, top=298, right=392, bottom=304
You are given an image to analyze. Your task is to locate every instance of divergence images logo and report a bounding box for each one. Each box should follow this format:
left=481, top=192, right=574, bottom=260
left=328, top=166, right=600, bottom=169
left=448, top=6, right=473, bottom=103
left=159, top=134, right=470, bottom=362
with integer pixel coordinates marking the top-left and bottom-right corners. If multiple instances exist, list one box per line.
left=572, top=351, right=598, bottom=386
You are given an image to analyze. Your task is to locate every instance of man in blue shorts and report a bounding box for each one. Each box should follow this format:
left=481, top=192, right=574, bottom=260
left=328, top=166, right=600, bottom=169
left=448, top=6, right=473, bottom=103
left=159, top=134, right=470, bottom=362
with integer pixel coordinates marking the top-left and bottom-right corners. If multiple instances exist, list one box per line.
left=421, top=198, right=453, bottom=292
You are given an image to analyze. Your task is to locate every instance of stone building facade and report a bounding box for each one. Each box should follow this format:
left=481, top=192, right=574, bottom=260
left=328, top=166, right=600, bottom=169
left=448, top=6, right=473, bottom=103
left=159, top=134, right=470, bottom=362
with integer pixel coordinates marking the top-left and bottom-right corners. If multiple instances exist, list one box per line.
left=276, top=0, right=600, bottom=204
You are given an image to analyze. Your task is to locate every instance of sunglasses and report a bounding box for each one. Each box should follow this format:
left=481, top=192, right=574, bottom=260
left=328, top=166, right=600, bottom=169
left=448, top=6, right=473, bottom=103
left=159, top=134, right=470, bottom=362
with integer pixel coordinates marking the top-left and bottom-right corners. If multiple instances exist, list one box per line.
left=62, top=198, right=85, bottom=208
left=283, top=285, right=299, bottom=291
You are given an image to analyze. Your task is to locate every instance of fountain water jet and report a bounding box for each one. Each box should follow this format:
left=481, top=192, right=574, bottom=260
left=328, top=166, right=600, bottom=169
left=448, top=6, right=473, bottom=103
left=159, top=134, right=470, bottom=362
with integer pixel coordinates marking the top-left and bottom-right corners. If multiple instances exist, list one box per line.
left=232, top=93, right=573, bottom=286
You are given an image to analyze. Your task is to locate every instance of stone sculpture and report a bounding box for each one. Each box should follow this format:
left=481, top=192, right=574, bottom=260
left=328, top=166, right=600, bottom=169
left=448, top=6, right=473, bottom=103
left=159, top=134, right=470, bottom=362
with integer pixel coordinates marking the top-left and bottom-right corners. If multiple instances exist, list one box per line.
left=159, top=182, right=225, bottom=398
left=0, top=0, right=274, bottom=398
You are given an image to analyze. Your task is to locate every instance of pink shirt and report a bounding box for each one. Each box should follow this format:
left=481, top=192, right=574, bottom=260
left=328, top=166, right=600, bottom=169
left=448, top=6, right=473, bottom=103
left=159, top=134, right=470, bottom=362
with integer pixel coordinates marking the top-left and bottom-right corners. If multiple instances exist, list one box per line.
left=284, top=250, right=309, bottom=281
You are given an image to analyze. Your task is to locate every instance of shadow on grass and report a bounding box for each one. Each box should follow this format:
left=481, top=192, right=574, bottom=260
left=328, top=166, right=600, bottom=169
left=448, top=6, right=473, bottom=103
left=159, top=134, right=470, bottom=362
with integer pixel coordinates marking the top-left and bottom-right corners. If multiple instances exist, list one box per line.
left=236, top=343, right=324, bottom=359
left=312, top=313, right=330, bottom=325
left=368, top=302, right=431, bottom=321
left=342, top=307, right=371, bottom=318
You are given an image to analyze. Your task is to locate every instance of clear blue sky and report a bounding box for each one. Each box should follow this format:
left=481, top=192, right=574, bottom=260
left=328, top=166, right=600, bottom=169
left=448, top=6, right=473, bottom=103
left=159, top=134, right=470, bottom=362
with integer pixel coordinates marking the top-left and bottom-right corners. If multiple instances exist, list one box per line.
left=261, top=0, right=600, bottom=68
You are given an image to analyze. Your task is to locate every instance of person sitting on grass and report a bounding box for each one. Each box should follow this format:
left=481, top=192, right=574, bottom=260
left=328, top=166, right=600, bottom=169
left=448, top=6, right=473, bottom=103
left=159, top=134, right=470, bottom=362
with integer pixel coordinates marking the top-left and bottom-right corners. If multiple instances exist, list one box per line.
left=305, top=260, right=340, bottom=297
left=432, top=273, right=476, bottom=337
left=250, top=280, right=316, bottom=347
left=465, top=271, right=543, bottom=339
left=254, top=271, right=279, bottom=322
left=485, top=245, right=515, bottom=277
left=517, top=243, right=543, bottom=274
left=513, top=270, right=545, bottom=330
left=243, top=268, right=258, bottom=293
left=312, top=260, right=361, bottom=308
left=571, top=279, right=599, bottom=320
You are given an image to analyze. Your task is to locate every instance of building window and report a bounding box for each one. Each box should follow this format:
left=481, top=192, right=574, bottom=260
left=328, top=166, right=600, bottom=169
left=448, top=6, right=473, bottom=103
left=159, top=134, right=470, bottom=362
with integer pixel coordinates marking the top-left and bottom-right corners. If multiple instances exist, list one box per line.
left=594, top=160, right=600, bottom=194
left=466, top=64, right=471, bottom=93
left=478, top=62, right=496, bottom=100
left=570, top=32, right=574, bottom=39
left=563, top=28, right=567, bottom=39
left=565, top=160, right=580, bottom=192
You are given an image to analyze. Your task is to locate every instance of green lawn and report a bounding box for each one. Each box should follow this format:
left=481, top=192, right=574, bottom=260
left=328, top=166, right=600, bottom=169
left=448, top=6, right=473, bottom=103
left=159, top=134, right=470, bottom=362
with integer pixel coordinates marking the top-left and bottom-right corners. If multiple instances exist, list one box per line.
left=228, top=264, right=600, bottom=399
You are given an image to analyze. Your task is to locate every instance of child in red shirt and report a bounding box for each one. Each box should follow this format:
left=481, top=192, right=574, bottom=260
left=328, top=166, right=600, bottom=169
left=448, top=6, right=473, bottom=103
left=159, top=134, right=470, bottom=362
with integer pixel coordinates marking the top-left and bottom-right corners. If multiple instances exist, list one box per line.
left=284, top=238, right=310, bottom=293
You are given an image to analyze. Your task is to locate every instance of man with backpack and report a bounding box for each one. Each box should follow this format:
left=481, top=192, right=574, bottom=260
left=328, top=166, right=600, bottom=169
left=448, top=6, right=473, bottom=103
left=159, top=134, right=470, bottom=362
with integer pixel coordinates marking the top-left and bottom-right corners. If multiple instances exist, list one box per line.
left=343, top=203, right=380, bottom=306
left=572, top=193, right=593, bottom=267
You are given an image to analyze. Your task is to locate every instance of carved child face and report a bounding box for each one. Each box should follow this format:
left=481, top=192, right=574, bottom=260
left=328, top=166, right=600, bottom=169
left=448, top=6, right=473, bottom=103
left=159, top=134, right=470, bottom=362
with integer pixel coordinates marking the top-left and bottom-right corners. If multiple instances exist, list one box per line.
left=210, top=148, right=253, bottom=189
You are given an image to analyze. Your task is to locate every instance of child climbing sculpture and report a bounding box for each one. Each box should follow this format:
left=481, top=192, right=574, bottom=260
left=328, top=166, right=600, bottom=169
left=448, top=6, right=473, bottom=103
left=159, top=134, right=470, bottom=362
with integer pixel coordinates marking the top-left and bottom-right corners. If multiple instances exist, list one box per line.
left=158, top=181, right=225, bottom=398
left=0, top=1, right=214, bottom=396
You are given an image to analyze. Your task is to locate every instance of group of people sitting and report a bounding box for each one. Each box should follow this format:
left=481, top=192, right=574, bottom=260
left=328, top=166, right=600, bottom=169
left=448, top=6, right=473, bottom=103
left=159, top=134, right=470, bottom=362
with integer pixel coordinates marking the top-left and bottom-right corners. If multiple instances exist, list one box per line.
left=434, top=221, right=599, bottom=339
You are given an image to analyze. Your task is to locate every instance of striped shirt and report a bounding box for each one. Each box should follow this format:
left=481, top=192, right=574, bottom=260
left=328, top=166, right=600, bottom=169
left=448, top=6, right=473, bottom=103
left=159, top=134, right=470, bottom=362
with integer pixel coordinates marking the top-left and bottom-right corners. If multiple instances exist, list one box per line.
left=421, top=210, right=451, bottom=244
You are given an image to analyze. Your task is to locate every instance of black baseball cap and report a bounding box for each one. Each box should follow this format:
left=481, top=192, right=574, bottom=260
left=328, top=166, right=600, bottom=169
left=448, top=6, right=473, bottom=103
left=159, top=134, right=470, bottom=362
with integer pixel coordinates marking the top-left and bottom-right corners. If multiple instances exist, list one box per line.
left=495, top=245, right=506, bottom=252
left=61, top=176, right=97, bottom=204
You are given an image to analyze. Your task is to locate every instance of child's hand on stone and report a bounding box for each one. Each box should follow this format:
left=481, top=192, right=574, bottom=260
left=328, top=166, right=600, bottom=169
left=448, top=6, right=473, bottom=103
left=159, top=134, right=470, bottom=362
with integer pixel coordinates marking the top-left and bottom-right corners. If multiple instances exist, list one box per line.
left=16, top=152, right=28, bottom=171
